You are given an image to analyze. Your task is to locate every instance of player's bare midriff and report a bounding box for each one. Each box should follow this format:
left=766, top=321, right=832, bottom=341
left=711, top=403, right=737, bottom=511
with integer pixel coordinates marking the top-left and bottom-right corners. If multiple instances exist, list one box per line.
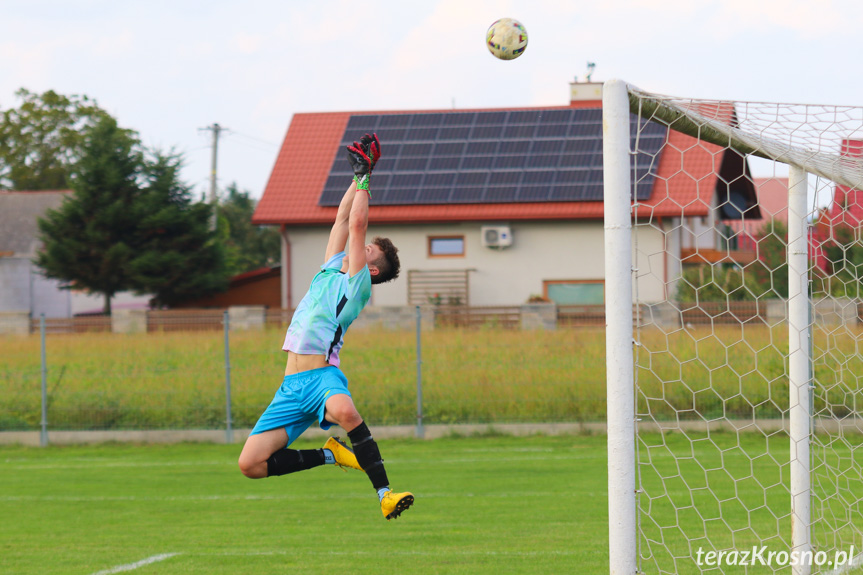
left=285, top=351, right=330, bottom=375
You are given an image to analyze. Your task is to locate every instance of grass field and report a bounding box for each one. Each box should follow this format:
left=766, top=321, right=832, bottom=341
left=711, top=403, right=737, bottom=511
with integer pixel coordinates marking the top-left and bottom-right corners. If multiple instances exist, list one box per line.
left=1, top=435, right=609, bottom=575
left=5, top=323, right=862, bottom=431
left=4, top=433, right=862, bottom=575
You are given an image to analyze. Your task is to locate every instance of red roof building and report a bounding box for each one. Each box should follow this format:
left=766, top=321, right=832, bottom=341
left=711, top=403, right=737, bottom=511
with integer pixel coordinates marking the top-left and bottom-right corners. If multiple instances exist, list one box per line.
left=252, top=83, right=762, bottom=308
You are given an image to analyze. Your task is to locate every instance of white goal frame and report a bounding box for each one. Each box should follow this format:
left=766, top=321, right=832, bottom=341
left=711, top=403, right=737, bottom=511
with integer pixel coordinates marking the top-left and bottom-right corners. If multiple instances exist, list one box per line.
left=603, top=78, right=863, bottom=575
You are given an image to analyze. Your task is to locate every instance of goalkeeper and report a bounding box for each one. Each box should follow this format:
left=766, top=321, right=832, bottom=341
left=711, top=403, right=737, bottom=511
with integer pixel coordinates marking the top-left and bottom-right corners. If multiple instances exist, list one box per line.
left=238, top=134, right=413, bottom=520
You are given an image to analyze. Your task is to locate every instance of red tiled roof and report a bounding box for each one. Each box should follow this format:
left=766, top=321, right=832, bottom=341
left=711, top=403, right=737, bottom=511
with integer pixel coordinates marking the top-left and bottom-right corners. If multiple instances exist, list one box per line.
left=252, top=105, right=720, bottom=226
left=633, top=129, right=719, bottom=220
left=230, top=265, right=280, bottom=285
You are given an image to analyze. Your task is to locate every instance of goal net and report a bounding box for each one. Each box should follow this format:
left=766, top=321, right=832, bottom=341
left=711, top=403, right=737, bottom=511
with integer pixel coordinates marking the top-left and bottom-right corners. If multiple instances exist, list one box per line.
left=603, top=79, right=863, bottom=575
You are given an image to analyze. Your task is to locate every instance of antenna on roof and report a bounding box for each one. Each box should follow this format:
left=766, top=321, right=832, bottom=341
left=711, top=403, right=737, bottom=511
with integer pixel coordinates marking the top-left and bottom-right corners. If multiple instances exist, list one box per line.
left=585, top=62, right=596, bottom=82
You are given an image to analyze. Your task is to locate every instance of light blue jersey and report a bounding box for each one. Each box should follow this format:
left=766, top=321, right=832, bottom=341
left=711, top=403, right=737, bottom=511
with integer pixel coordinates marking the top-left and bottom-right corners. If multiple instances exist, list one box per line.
left=282, top=252, right=371, bottom=367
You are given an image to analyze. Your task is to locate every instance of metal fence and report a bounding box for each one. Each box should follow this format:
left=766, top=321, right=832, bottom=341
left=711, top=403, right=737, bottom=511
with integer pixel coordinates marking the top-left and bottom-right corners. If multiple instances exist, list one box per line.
left=12, top=301, right=858, bottom=335
left=6, top=301, right=860, bottom=446
left=1, top=306, right=608, bottom=444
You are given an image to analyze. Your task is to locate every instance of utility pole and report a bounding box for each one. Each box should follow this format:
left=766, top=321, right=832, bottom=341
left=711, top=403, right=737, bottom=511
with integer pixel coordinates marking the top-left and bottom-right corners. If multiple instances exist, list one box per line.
left=199, top=123, right=226, bottom=230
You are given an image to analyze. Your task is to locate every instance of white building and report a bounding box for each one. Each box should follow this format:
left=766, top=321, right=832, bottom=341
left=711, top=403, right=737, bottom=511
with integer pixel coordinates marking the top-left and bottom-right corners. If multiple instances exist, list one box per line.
left=252, top=83, right=760, bottom=309
left=0, top=190, right=150, bottom=318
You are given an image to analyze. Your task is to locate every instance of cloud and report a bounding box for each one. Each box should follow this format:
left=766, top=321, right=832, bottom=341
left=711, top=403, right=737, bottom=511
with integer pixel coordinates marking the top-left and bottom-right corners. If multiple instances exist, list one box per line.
left=231, top=32, right=263, bottom=55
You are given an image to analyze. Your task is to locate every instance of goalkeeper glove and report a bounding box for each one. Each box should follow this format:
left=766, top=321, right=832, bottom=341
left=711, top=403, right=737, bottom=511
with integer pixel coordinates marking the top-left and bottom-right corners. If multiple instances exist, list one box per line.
left=346, top=141, right=372, bottom=191
left=359, top=133, right=382, bottom=172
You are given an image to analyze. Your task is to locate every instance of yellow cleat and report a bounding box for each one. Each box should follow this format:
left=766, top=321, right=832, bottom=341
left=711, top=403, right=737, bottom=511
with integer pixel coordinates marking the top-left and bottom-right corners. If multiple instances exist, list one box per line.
left=381, top=490, right=414, bottom=520
left=323, top=437, right=363, bottom=471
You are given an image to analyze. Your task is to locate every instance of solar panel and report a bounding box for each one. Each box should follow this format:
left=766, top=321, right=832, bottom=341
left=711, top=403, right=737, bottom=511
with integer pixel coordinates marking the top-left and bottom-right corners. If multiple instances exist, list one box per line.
left=484, top=186, right=518, bottom=202
left=425, top=172, right=456, bottom=187
left=319, top=108, right=666, bottom=206
left=503, top=123, right=536, bottom=138
left=438, top=126, right=471, bottom=140
left=471, top=125, right=504, bottom=140
left=461, top=156, right=495, bottom=170
left=394, top=157, right=428, bottom=171
left=435, top=142, right=466, bottom=155
left=452, top=187, right=485, bottom=203
left=456, top=172, right=489, bottom=186
left=523, top=171, right=555, bottom=185
left=489, top=171, right=522, bottom=185
left=474, top=112, right=506, bottom=125
left=380, top=115, right=410, bottom=127
left=422, top=188, right=453, bottom=202
left=443, top=112, right=475, bottom=126
left=535, top=123, right=568, bottom=138
left=427, top=157, right=461, bottom=171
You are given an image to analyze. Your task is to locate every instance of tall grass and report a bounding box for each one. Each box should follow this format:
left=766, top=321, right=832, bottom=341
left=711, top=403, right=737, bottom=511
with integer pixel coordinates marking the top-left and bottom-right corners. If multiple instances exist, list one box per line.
left=1, top=323, right=862, bottom=430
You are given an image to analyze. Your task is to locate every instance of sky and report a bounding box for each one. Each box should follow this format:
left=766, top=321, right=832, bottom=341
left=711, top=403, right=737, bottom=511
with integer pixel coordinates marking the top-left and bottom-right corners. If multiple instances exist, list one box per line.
left=2, top=0, right=863, bottom=201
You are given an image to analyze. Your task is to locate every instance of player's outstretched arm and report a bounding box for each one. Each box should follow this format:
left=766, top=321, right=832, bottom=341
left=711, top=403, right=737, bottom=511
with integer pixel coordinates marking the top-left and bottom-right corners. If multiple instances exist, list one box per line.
left=325, top=135, right=380, bottom=262
left=324, top=179, right=357, bottom=262
left=347, top=144, right=371, bottom=278
left=346, top=134, right=380, bottom=277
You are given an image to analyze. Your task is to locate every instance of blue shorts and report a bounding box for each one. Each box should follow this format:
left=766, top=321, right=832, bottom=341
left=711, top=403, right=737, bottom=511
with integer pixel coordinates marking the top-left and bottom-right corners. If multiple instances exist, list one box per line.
left=250, top=366, right=351, bottom=444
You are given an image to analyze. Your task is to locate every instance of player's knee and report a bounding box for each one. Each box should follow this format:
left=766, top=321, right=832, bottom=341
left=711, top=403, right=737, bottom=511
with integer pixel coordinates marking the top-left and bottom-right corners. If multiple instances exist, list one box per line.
left=327, top=403, right=361, bottom=428
left=238, top=453, right=264, bottom=479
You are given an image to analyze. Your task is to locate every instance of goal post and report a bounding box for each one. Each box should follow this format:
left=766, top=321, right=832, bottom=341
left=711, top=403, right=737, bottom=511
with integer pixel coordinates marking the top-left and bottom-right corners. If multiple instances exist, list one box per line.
left=603, top=80, right=863, bottom=575
left=788, top=164, right=812, bottom=575
left=603, top=78, right=637, bottom=575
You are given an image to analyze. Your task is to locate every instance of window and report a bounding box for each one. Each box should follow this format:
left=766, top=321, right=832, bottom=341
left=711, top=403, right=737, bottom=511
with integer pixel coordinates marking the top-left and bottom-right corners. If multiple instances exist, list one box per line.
left=428, top=236, right=465, bottom=257
left=543, top=280, right=604, bottom=305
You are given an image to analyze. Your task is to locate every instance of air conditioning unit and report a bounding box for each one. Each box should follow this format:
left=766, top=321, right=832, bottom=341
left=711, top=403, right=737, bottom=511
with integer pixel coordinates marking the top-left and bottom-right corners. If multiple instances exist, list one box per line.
left=481, top=225, right=513, bottom=248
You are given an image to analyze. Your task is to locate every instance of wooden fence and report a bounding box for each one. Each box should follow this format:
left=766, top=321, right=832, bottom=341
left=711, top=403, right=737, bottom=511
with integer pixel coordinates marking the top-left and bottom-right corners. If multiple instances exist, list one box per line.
left=433, top=305, right=521, bottom=329
left=30, top=315, right=112, bottom=334
left=20, top=300, right=863, bottom=335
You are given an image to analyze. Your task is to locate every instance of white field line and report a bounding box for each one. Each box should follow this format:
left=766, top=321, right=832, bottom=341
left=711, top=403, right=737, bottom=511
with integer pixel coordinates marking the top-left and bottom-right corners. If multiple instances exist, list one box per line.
left=2, top=460, right=231, bottom=470
left=0, top=490, right=579, bottom=503
left=90, top=553, right=179, bottom=575
left=188, top=549, right=578, bottom=558
left=4, top=453, right=596, bottom=471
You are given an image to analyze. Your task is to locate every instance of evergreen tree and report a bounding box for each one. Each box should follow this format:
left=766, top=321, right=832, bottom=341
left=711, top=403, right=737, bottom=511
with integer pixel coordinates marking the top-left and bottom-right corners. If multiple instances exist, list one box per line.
left=127, top=151, right=228, bottom=307
left=35, top=116, right=142, bottom=314
left=36, top=119, right=229, bottom=313
left=218, top=183, right=281, bottom=276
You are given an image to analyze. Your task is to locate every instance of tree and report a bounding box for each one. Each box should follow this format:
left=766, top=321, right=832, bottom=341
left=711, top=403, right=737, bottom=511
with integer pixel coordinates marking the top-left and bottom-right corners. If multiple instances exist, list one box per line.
left=814, top=220, right=863, bottom=298
left=127, top=151, right=228, bottom=307
left=217, top=183, right=281, bottom=276
left=752, top=219, right=789, bottom=299
left=35, top=116, right=143, bottom=314
left=35, top=118, right=228, bottom=313
left=0, top=88, right=111, bottom=190
left=676, top=263, right=763, bottom=303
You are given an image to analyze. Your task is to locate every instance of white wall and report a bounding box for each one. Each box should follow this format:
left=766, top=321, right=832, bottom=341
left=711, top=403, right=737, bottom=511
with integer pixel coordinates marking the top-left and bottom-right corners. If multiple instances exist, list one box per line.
left=0, top=258, right=71, bottom=317
left=283, top=220, right=670, bottom=307
left=632, top=222, right=670, bottom=303
left=0, top=258, right=33, bottom=313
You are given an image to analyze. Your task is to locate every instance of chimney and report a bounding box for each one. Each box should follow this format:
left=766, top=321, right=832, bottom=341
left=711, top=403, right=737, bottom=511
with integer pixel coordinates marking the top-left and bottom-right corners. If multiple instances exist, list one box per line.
left=569, top=81, right=602, bottom=108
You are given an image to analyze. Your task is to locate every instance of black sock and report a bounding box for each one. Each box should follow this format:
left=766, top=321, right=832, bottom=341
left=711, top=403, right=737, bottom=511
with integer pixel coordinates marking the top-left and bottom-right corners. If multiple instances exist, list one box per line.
left=266, top=449, right=325, bottom=477
left=348, top=421, right=389, bottom=491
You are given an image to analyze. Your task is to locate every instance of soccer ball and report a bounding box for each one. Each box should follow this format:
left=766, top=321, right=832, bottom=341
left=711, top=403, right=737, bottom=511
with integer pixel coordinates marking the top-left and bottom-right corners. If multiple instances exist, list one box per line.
left=486, top=18, right=528, bottom=60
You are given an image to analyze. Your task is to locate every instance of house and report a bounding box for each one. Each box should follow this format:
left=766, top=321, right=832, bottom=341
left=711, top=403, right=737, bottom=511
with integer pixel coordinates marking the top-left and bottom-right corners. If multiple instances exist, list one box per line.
left=811, top=138, right=863, bottom=272
left=173, top=265, right=282, bottom=309
left=0, top=190, right=150, bottom=318
left=0, top=190, right=72, bottom=317
left=724, top=177, right=788, bottom=252
left=252, top=82, right=761, bottom=308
